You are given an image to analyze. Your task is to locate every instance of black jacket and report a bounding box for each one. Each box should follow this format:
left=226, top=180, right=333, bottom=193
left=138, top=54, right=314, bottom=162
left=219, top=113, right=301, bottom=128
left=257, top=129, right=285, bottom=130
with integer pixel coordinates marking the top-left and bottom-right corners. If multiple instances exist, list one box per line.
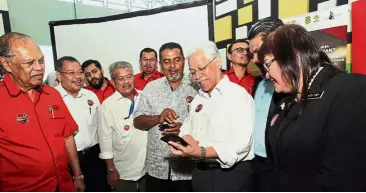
left=266, top=65, right=366, bottom=191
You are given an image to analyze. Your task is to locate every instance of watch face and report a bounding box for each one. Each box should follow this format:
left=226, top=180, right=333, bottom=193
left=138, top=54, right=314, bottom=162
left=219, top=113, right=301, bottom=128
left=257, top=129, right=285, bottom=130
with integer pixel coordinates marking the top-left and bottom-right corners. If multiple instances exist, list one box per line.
left=107, top=168, right=114, bottom=174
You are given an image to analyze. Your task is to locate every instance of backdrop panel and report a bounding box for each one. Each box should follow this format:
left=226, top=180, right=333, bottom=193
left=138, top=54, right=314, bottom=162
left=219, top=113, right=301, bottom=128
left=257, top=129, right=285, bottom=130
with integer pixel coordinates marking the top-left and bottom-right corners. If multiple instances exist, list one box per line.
left=49, top=0, right=214, bottom=77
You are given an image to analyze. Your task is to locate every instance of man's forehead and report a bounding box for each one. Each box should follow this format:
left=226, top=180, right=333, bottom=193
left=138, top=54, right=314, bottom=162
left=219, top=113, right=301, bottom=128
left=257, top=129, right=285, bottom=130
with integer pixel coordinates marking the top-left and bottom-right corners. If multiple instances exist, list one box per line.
left=63, top=61, right=81, bottom=70
left=84, top=63, right=98, bottom=71
left=10, top=41, right=43, bottom=59
left=161, top=48, right=182, bottom=59
left=188, top=51, right=207, bottom=67
left=115, top=68, right=133, bottom=76
left=142, top=52, right=156, bottom=58
left=232, top=42, right=249, bottom=49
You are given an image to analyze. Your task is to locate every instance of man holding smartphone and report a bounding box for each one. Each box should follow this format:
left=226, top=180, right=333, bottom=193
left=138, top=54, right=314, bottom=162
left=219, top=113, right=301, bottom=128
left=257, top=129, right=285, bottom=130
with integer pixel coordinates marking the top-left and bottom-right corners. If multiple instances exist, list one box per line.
left=169, top=41, right=255, bottom=192
left=133, top=42, right=197, bottom=192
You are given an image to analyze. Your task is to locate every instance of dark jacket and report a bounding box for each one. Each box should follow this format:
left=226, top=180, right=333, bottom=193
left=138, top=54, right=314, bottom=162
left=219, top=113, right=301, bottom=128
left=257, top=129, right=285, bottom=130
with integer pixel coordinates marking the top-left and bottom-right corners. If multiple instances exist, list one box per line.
left=267, top=65, right=366, bottom=191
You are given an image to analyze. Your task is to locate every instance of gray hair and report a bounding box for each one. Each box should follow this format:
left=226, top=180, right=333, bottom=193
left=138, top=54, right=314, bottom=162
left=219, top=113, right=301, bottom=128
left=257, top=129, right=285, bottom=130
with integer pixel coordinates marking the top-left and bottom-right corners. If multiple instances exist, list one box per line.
left=187, top=41, right=220, bottom=61
left=0, top=32, right=31, bottom=58
left=108, top=61, right=134, bottom=79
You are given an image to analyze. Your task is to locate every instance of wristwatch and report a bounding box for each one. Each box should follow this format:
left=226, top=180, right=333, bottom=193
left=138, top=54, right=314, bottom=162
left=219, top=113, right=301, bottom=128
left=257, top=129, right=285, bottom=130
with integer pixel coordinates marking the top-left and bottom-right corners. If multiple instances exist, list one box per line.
left=200, top=147, right=206, bottom=160
left=107, top=167, right=116, bottom=174
left=73, top=174, right=84, bottom=180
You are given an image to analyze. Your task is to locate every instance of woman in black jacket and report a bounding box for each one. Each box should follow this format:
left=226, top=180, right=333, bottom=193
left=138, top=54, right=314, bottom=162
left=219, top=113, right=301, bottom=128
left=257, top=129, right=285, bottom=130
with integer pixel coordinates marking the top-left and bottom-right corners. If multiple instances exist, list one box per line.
left=258, top=24, right=366, bottom=191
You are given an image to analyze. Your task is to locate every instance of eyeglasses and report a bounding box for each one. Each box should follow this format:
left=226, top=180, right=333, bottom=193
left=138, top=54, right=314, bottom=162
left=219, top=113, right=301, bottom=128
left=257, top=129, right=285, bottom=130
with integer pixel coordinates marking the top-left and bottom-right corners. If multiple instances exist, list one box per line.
left=141, top=58, right=156, bottom=63
left=263, top=58, right=276, bottom=71
left=232, top=47, right=250, bottom=54
left=60, top=70, right=84, bottom=77
left=189, top=56, right=216, bottom=79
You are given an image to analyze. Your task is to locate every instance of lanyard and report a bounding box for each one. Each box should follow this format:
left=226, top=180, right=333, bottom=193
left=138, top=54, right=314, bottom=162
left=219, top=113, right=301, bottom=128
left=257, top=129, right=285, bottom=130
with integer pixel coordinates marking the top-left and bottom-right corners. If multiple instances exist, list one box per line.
left=124, top=99, right=135, bottom=119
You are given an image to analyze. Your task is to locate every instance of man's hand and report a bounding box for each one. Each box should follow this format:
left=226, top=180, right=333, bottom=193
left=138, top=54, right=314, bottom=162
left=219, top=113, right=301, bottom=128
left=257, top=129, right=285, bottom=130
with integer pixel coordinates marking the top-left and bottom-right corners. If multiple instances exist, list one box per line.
left=108, top=169, right=120, bottom=189
left=169, top=135, right=201, bottom=158
left=74, top=179, right=85, bottom=192
left=162, top=122, right=182, bottom=135
left=159, top=108, right=179, bottom=124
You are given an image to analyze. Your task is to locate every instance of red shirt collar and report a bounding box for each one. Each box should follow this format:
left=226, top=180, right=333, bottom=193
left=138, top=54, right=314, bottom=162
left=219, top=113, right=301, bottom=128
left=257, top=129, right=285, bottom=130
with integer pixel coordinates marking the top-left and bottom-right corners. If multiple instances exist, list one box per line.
left=133, top=88, right=139, bottom=96
left=226, top=66, right=251, bottom=76
left=140, top=70, right=159, bottom=80
left=3, top=74, right=49, bottom=97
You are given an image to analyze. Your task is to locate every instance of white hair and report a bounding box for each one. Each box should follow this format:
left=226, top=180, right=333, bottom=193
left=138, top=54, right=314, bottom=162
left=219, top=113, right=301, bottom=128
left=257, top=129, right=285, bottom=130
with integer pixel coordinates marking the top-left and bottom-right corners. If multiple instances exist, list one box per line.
left=44, top=71, right=58, bottom=87
left=108, top=61, right=134, bottom=79
left=186, top=41, right=220, bottom=61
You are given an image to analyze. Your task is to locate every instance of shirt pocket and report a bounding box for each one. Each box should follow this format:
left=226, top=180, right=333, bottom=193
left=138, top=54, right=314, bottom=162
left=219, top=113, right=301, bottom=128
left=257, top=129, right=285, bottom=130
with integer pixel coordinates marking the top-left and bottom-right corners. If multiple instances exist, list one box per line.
left=49, top=111, right=66, bottom=137
left=113, top=118, right=133, bottom=152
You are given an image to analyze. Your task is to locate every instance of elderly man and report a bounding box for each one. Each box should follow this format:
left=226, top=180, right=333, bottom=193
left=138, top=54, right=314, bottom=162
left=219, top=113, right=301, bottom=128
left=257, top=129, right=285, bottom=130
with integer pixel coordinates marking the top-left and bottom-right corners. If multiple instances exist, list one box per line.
left=134, top=48, right=164, bottom=90
left=134, top=42, right=197, bottom=192
left=82, top=59, right=115, bottom=103
left=98, top=61, right=147, bottom=192
left=55, top=56, right=110, bottom=191
left=247, top=17, right=284, bottom=191
left=0, top=32, right=84, bottom=191
left=169, top=41, right=255, bottom=191
left=225, top=39, right=257, bottom=95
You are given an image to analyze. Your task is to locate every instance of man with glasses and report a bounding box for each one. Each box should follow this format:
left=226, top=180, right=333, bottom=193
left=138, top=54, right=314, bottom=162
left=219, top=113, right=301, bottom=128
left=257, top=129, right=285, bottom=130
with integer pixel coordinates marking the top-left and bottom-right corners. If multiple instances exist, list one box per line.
left=134, top=48, right=164, bottom=90
left=248, top=17, right=284, bottom=191
left=82, top=59, right=115, bottom=103
left=134, top=42, right=197, bottom=192
left=225, top=39, right=257, bottom=95
left=55, top=56, right=110, bottom=192
left=169, top=41, right=255, bottom=192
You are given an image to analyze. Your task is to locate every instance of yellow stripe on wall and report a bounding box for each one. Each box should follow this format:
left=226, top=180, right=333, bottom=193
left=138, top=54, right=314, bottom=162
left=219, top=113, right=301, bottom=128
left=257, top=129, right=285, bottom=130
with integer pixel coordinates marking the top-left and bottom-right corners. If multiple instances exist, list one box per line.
left=346, top=43, right=351, bottom=64
left=238, top=5, right=253, bottom=25
left=278, top=0, right=309, bottom=19
left=214, top=16, right=233, bottom=42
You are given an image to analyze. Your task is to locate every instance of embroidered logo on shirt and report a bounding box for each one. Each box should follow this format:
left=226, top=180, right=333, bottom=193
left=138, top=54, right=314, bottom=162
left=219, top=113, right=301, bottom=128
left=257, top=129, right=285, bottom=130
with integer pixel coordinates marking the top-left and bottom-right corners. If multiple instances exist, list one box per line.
left=305, top=91, right=324, bottom=100
left=270, top=114, right=279, bottom=126
left=16, top=113, right=29, bottom=124
left=195, top=104, right=203, bottom=112
left=186, top=96, right=193, bottom=103
left=124, top=125, right=130, bottom=131
left=87, top=100, right=94, bottom=106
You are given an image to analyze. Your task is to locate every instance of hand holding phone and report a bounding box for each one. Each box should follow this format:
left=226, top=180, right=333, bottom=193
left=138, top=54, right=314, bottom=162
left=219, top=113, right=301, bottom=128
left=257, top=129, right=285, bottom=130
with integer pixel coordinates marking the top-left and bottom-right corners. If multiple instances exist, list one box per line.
left=158, top=124, right=170, bottom=131
left=159, top=108, right=179, bottom=124
left=161, top=133, right=188, bottom=147
left=161, top=122, right=182, bottom=135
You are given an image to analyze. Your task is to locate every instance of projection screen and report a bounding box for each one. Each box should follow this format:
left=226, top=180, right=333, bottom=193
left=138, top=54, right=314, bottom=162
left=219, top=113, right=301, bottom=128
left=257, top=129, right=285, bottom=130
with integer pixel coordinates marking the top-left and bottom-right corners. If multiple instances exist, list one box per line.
left=49, top=0, right=214, bottom=78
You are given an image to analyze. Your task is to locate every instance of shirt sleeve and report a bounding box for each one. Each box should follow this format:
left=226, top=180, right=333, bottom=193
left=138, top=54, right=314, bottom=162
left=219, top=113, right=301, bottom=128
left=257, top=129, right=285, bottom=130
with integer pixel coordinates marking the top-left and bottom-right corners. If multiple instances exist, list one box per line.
left=59, top=97, right=78, bottom=138
left=98, top=103, right=114, bottom=159
left=315, top=76, right=366, bottom=191
left=133, top=90, right=153, bottom=117
left=212, top=94, right=255, bottom=168
left=179, top=112, right=192, bottom=137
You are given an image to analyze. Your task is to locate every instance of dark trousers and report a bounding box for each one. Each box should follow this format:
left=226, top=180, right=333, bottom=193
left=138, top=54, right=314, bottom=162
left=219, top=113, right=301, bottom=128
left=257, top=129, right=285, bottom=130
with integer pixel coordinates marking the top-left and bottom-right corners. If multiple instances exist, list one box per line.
left=145, top=174, right=193, bottom=192
left=115, top=176, right=146, bottom=192
left=192, top=161, right=252, bottom=192
left=77, top=144, right=110, bottom=192
left=252, top=155, right=273, bottom=191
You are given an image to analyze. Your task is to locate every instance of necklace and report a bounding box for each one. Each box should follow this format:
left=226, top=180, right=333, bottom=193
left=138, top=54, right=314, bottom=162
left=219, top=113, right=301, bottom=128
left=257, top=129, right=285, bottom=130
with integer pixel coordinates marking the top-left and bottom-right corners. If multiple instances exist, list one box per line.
left=307, top=67, right=323, bottom=90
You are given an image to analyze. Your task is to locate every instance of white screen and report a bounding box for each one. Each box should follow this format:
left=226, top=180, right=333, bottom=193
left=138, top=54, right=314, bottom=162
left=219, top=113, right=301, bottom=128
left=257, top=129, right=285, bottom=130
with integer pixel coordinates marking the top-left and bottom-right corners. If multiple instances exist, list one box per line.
left=52, top=3, right=211, bottom=78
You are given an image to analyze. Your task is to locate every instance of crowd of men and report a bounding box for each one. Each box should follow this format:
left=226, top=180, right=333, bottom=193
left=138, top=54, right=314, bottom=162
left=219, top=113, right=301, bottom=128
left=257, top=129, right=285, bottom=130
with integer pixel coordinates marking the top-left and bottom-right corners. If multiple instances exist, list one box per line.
left=1, top=15, right=366, bottom=192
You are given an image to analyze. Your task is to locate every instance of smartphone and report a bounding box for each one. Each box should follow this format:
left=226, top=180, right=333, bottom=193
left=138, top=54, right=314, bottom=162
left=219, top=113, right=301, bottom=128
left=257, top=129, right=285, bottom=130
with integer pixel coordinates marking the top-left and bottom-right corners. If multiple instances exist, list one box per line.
left=161, top=133, right=188, bottom=147
left=158, top=124, right=170, bottom=131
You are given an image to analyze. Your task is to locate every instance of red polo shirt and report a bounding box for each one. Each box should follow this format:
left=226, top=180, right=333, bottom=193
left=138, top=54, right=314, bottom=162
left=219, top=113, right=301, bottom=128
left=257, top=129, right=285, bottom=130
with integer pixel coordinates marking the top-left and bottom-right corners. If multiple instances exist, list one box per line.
left=134, top=70, right=164, bottom=91
left=0, top=75, right=78, bottom=192
left=85, top=78, right=115, bottom=103
left=224, top=67, right=256, bottom=95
